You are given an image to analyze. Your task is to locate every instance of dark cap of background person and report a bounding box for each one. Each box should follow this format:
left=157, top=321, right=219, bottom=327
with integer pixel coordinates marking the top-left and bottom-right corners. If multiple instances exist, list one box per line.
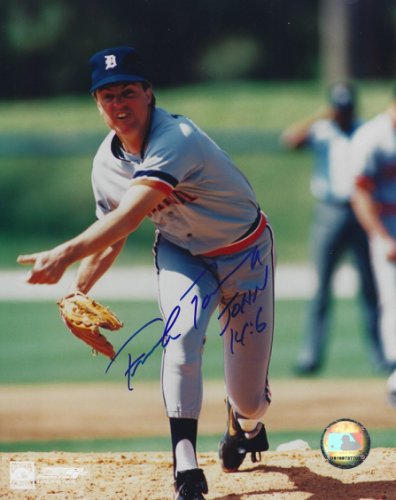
left=89, top=46, right=148, bottom=93
left=328, top=82, right=356, bottom=111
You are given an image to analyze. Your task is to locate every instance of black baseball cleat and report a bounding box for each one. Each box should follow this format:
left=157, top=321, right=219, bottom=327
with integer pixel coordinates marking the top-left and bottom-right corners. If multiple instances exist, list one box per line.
left=219, top=399, right=269, bottom=472
left=174, top=468, right=208, bottom=500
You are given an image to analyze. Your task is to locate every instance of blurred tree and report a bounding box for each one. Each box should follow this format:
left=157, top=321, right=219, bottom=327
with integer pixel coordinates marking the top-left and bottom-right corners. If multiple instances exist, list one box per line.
left=0, top=0, right=395, bottom=98
left=0, top=0, right=319, bottom=96
left=2, top=0, right=71, bottom=97
left=349, top=0, right=396, bottom=78
left=320, top=0, right=351, bottom=83
left=320, top=0, right=396, bottom=83
left=5, top=1, right=69, bottom=52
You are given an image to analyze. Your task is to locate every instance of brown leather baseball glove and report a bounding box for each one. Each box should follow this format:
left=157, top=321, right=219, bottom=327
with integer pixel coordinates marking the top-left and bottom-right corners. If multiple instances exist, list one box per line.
left=57, top=291, right=123, bottom=359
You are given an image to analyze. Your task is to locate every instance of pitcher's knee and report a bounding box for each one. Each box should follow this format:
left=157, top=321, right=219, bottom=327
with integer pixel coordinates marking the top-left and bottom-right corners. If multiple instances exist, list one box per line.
left=230, top=393, right=271, bottom=420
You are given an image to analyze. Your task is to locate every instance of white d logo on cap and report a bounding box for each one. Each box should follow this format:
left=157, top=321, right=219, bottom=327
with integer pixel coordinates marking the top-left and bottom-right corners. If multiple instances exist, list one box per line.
left=104, top=55, right=117, bottom=70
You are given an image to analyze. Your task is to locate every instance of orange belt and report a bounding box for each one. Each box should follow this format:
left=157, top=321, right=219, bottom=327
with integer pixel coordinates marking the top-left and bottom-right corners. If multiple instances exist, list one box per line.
left=202, top=211, right=267, bottom=257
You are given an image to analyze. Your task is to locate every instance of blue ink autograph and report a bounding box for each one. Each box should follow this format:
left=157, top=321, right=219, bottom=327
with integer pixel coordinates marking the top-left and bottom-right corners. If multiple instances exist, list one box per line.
left=105, top=309, right=181, bottom=391
left=229, top=305, right=267, bottom=355
left=105, top=244, right=271, bottom=390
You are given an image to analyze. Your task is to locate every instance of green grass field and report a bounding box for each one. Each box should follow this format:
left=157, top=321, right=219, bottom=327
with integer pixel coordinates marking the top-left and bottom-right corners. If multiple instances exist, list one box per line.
left=3, top=428, right=395, bottom=453
left=0, top=80, right=393, bottom=134
left=0, top=298, right=383, bottom=385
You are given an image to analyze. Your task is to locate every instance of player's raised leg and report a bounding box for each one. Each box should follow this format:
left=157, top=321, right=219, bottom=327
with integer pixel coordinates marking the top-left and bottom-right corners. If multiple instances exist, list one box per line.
left=216, top=227, right=275, bottom=471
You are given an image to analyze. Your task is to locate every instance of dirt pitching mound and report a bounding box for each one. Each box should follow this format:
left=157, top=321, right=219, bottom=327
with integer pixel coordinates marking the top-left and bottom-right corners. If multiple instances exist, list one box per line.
left=1, top=380, right=395, bottom=498
left=1, top=379, right=395, bottom=442
left=1, top=448, right=395, bottom=499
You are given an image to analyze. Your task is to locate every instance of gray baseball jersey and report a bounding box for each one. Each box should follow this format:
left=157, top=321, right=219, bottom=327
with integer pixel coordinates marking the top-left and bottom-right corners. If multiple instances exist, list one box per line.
left=92, top=107, right=262, bottom=255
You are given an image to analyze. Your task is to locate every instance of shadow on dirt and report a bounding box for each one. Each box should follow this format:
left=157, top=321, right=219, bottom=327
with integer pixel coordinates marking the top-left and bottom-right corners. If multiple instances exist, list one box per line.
left=213, top=463, right=395, bottom=499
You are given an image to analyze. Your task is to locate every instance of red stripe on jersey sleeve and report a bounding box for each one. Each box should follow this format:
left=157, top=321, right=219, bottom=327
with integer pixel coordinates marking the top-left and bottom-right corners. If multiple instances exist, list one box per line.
left=131, top=178, right=174, bottom=196
left=355, top=175, right=375, bottom=191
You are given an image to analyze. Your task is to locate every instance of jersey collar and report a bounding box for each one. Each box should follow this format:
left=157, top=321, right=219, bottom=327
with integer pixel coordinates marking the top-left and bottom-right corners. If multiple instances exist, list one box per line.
left=110, top=108, right=155, bottom=161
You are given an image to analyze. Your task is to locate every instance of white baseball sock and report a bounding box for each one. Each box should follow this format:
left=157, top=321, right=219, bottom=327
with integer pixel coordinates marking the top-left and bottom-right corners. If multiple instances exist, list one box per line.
left=175, top=439, right=198, bottom=472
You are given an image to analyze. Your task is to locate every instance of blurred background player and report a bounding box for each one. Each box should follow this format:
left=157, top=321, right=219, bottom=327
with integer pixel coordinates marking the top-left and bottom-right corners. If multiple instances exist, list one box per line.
left=351, top=88, right=396, bottom=406
left=281, top=82, right=384, bottom=375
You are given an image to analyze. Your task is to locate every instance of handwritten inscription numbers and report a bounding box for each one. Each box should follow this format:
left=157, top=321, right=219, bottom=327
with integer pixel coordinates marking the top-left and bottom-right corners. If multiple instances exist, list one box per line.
left=106, top=244, right=272, bottom=389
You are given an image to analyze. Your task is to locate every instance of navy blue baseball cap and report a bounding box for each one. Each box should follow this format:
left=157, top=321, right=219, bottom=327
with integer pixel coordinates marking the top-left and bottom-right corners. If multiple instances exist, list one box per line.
left=329, top=82, right=355, bottom=110
left=89, top=46, right=148, bottom=93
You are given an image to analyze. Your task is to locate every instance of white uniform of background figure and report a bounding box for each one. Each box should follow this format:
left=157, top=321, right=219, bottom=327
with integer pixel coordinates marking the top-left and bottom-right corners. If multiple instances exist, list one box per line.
left=352, top=111, right=396, bottom=404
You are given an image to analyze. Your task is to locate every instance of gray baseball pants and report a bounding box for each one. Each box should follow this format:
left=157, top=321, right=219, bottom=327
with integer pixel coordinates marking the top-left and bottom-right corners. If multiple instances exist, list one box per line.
left=154, top=226, right=275, bottom=420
